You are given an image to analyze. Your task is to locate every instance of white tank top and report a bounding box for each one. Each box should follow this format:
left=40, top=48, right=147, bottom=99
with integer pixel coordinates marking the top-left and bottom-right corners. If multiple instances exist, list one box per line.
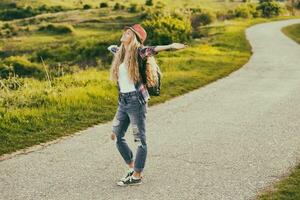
left=118, top=62, right=136, bottom=93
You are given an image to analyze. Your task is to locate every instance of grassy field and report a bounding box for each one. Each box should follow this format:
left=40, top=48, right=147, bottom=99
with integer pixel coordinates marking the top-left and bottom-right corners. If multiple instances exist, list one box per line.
left=282, top=23, right=300, bottom=44
left=256, top=21, right=300, bottom=200
left=3, top=0, right=245, bottom=11
left=257, top=165, right=300, bottom=200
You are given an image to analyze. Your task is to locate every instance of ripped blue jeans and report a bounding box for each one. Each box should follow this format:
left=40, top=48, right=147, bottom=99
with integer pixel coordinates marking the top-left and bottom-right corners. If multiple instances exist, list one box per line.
left=112, top=90, right=148, bottom=173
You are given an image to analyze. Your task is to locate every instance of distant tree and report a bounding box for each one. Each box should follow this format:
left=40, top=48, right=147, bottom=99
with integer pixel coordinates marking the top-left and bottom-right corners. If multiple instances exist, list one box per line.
left=83, top=4, right=92, bottom=9
left=128, top=3, right=138, bottom=13
left=145, top=0, right=153, bottom=6
left=100, top=2, right=108, bottom=8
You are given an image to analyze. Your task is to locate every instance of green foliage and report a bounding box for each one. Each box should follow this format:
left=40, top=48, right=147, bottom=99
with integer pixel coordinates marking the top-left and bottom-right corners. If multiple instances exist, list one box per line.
left=0, top=23, right=19, bottom=37
left=190, top=10, right=216, bottom=28
left=145, top=0, right=154, bottom=6
left=296, top=0, right=300, bottom=9
left=113, top=3, right=125, bottom=10
left=0, top=74, right=25, bottom=90
left=0, top=4, right=66, bottom=21
left=32, top=39, right=114, bottom=68
left=0, top=6, right=36, bottom=21
left=83, top=4, right=92, bottom=9
left=38, top=23, right=74, bottom=34
left=0, top=61, right=13, bottom=79
left=99, top=2, right=108, bottom=8
left=35, top=4, right=65, bottom=13
left=1, top=56, right=45, bottom=79
left=142, top=13, right=192, bottom=45
left=155, top=1, right=165, bottom=9
left=128, top=3, right=138, bottom=13
left=216, top=9, right=236, bottom=20
left=234, top=3, right=260, bottom=18
left=0, top=2, right=17, bottom=9
left=257, top=1, right=282, bottom=17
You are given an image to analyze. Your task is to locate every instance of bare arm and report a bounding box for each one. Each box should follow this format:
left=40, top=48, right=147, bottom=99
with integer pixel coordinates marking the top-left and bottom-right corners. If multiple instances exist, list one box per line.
left=154, top=43, right=188, bottom=52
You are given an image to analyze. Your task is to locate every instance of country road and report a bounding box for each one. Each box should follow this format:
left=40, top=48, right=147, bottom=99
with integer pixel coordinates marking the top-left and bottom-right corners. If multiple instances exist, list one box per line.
left=1, top=18, right=300, bottom=200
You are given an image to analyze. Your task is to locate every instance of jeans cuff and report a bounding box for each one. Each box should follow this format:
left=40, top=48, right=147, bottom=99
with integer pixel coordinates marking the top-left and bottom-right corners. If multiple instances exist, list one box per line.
left=125, top=159, right=133, bottom=165
left=134, top=167, right=143, bottom=173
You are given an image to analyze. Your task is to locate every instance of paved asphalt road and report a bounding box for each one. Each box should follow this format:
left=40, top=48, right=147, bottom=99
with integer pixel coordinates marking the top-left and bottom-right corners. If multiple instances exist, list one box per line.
left=1, top=18, right=300, bottom=200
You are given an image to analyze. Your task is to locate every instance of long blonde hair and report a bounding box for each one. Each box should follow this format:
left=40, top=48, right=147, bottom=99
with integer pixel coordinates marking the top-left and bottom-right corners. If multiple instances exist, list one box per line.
left=109, top=31, right=141, bottom=84
left=109, top=31, right=161, bottom=87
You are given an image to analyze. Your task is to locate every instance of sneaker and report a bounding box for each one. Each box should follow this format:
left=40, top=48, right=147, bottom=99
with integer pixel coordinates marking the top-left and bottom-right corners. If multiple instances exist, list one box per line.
left=117, top=175, right=142, bottom=187
left=119, top=169, right=134, bottom=181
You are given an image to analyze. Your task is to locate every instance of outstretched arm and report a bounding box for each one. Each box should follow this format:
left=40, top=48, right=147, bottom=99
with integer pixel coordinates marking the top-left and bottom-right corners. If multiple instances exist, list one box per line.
left=154, top=43, right=188, bottom=52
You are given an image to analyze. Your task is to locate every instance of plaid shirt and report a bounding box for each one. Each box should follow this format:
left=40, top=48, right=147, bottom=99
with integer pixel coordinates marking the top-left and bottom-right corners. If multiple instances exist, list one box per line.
left=108, top=44, right=158, bottom=105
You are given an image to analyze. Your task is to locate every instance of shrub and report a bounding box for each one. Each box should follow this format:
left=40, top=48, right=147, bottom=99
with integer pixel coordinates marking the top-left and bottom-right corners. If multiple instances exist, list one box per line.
left=113, top=3, right=125, bottom=10
left=142, top=14, right=192, bottom=45
left=2, top=56, right=45, bottom=79
left=190, top=11, right=215, bottom=28
left=83, top=4, right=92, bottom=9
left=0, top=7, right=36, bottom=21
left=257, top=1, right=282, bottom=17
left=100, top=2, right=109, bottom=8
left=113, top=3, right=121, bottom=10
left=128, top=3, right=138, bottom=13
left=140, top=7, right=165, bottom=20
left=32, top=39, right=116, bottom=68
left=37, top=5, right=64, bottom=13
left=297, top=1, right=300, bottom=9
left=38, top=23, right=74, bottom=34
left=216, top=10, right=235, bottom=20
left=0, top=4, right=66, bottom=21
left=0, top=23, right=19, bottom=37
left=234, top=3, right=259, bottom=18
left=0, top=62, right=13, bottom=78
left=155, top=1, right=165, bottom=9
left=0, top=2, right=17, bottom=9
left=145, top=0, right=153, bottom=6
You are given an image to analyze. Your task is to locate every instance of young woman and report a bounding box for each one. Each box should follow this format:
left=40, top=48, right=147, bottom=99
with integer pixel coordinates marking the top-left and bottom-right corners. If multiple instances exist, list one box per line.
left=108, top=24, right=187, bottom=186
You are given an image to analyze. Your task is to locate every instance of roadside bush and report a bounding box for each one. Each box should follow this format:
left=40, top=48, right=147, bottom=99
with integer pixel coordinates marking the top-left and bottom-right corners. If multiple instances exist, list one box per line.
left=257, top=1, right=282, bottom=17
left=142, top=14, right=192, bottom=45
left=38, top=23, right=74, bottom=34
left=234, top=3, right=260, bottom=18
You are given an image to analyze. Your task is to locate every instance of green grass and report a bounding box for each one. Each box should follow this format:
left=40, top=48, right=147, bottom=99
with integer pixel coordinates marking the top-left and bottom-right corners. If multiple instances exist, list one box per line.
left=257, top=164, right=300, bottom=200
left=282, top=23, right=300, bottom=44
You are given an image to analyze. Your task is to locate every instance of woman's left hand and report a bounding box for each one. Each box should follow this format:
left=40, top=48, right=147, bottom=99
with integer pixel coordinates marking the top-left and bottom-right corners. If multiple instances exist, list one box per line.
left=170, top=43, right=188, bottom=50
